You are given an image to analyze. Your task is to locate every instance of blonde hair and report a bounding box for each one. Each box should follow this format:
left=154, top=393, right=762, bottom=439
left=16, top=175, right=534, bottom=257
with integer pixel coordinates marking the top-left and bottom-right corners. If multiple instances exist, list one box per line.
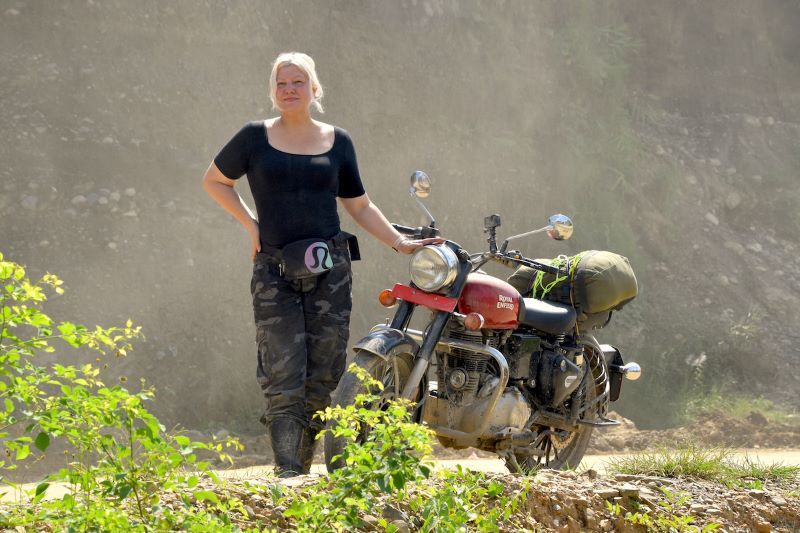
left=269, top=52, right=324, bottom=113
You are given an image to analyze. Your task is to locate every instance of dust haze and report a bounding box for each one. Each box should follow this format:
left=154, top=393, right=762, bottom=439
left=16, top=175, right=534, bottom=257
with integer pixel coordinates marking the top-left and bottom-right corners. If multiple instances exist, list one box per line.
left=1, top=1, right=798, bottom=435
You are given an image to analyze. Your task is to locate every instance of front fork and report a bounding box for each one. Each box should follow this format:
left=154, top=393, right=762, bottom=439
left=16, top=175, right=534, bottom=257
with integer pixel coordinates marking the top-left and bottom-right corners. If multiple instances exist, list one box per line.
left=396, top=307, right=450, bottom=400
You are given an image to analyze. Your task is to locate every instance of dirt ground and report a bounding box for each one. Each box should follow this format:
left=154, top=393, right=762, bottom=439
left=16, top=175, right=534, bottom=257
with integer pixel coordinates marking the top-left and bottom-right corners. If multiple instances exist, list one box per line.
left=4, top=411, right=799, bottom=531
left=204, top=410, right=800, bottom=532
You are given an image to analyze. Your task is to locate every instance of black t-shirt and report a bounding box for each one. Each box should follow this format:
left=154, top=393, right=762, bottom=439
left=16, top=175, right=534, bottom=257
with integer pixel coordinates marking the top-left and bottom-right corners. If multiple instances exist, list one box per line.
left=214, top=121, right=366, bottom=248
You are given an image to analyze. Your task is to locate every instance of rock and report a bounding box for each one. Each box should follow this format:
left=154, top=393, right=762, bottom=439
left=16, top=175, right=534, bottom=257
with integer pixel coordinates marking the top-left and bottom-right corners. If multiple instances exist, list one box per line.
left=756, top=522, right=772, bottom=533
left=724, top=241, right=745, bottom=254
left=745, top=115, right=761, bottom=126
left=764, top=116, right=775, bottom=125
left=685, top=174, right=698, bottom=185
left=746, top=242, right=763, bottom=253
left=725, top=191, right=742, bottom=209
left=125, top=187, right=137, bottom=197
left=752, top=174, right=763, bottom=182
left=21, top=195, right=38, bottom=210
left=618, top=483, right=640, bottom=498
left=243, top=505, right=256, bottom=520
left=583, top=469, right=599, bottom=480
left=102, top=136, right=115, bottom=144
left=110, top=191, right=121, bottom=201
left=726, top=167, right=737, bottom=175
left=107, top=242, right=118, bottom=250
left=362, top=515, right=379, bottom=527
left=71, top=195, right=87, bottom=206
left=390, top=520, right=410, bottom=533
left=770, top=495, right=787, bottom=506
left=382, top=504, right=406, bottom=522
left=709, top=158, right=722, bottom=167
left=594, top=488, right=619, bottom=500
left=716, top=274, right=729, bottom=286
left=705, top=212, right=720, bottom=225
left=748, top=411, right=769, bottom=426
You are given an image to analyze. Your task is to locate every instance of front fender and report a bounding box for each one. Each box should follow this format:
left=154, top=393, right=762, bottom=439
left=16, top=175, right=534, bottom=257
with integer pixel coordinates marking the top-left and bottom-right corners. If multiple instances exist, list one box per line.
left=352, top=326, right=420, bottom=362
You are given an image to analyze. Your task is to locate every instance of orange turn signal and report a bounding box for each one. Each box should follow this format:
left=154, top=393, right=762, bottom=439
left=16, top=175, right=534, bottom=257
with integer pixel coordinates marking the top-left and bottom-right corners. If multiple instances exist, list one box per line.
left=464, top=312, right=485, bottom=331
left=378, top=289, right=398, bottom=307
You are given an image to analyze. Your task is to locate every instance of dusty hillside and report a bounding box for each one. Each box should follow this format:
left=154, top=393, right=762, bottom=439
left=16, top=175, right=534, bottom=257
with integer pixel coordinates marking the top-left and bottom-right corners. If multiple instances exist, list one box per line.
left=0, top=1, right=798, bottom=435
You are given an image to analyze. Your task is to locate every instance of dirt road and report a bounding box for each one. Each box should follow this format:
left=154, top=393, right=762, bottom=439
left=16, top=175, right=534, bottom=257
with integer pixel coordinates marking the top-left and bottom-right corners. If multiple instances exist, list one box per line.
left=4, top=449, right=798, bottom=503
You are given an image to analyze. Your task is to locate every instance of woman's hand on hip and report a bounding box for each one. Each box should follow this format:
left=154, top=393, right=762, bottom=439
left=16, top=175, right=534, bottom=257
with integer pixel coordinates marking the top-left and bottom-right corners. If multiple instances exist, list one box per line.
left=248, top=219, right=261, bottom=262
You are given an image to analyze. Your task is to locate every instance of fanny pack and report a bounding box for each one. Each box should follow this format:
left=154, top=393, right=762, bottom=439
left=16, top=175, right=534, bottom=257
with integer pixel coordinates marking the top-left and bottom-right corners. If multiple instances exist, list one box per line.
left=280, top=238, right=334, bottom=280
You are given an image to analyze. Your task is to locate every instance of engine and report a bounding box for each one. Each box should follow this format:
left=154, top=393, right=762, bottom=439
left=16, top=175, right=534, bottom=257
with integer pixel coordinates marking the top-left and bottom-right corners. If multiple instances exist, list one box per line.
left=435, top=330, right=498, bottom=405
left=504, top=332, right=584, bottom=407
left=421, top=329, right=531, bottom=447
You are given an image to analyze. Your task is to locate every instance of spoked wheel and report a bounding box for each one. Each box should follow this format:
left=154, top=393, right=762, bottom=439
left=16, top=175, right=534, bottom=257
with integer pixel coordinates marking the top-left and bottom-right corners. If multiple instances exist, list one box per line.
left=504, top=423, right=594, bottom=473
left=504, top=369, right=599, bottom=473
left=323, top=351, right=414, bottom=472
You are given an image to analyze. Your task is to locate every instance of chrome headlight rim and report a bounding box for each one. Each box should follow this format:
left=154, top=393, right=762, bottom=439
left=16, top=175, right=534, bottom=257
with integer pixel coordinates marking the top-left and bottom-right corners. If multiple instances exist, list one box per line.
left=409, top=245, right=459, bottom=293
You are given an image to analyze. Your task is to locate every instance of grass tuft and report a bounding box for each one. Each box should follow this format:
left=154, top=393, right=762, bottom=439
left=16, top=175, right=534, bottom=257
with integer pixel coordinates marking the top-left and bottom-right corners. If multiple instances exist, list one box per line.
left=607, top=442, right=800, bottom=487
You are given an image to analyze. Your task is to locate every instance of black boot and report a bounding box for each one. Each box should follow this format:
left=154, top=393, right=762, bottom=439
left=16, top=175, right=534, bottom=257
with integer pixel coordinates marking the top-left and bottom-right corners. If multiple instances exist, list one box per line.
left=269, top=417, right=304, bottom=478
left=299, top=426, right=321, bottom=474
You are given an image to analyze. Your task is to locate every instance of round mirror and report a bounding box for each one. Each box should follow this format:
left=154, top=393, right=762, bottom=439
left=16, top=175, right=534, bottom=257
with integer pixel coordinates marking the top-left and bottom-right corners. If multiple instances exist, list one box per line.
left=547, top=214, right=573, bottom=240
left=410, top=171, right=432, bottom=198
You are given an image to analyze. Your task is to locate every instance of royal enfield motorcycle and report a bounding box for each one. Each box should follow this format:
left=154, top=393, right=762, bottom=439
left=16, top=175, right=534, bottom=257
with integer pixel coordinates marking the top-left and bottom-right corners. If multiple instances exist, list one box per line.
left=324, top=171, right=642, bottom=473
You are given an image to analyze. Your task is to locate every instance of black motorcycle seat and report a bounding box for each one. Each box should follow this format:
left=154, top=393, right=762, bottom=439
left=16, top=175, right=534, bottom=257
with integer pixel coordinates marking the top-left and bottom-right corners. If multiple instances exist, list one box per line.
left=519, top=298, right=577, bottom=334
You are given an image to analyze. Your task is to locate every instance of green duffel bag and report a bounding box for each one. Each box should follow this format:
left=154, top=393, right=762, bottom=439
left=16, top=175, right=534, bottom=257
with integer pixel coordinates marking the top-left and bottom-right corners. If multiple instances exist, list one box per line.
left=507, top=250, right=638, bottom=330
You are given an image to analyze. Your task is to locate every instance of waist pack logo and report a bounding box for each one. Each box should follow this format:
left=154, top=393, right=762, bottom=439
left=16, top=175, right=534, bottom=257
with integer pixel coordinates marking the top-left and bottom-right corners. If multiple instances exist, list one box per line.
left=305, top=242, right=333, bottom=274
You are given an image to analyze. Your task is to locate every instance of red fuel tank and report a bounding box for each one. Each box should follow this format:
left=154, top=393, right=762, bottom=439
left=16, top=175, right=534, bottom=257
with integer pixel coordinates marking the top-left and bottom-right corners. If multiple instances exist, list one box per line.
left=457, top=273, right=520, bottom=329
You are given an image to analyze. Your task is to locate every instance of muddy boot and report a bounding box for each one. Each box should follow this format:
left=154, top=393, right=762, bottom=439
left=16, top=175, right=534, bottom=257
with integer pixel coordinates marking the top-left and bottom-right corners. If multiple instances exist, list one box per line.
left=299, top=426, right=321, bottom=474
left=269, top=417, right=304, bottom=478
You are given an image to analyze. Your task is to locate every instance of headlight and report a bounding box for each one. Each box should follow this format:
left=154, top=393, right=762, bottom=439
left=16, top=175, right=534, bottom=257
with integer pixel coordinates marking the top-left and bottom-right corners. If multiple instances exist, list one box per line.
left=409, top=245, right=459, bottom=292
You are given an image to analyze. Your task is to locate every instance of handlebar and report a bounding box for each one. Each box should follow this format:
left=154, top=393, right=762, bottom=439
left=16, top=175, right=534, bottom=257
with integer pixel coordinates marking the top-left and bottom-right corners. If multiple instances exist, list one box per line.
left=392, top=223, right=440, bottom=240
left=476, top=251, right=565, bottom=277
left=393, top=223, right=562, bottom=276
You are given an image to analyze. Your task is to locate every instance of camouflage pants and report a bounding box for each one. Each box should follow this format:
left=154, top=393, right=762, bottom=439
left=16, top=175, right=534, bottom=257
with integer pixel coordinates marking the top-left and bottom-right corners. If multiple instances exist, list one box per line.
left=251, top=243, right=352, bottom=431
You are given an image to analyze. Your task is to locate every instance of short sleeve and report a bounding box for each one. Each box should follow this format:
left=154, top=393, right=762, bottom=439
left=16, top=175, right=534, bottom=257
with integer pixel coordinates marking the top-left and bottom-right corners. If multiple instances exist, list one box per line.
left=336, top=129, right=366, bottom=198
left=213, top=123, right=255, bottom=180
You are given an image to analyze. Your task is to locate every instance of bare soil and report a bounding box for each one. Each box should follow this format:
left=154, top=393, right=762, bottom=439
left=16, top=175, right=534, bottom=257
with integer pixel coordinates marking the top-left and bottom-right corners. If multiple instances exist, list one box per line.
left=197, top=411, right=800, bottom=532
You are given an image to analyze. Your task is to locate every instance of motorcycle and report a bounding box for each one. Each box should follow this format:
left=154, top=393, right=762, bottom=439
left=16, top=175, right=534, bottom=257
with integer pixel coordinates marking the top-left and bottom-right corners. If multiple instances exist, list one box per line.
left=324, top=171, right=642, bottom=473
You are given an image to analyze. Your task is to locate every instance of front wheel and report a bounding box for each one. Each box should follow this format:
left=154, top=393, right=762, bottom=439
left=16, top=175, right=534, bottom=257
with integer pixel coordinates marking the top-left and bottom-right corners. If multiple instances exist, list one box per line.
left=323, top=351, right=414, bottom=472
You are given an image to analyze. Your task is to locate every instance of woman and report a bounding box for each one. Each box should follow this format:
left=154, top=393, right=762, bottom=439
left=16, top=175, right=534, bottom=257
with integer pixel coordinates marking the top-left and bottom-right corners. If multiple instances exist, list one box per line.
left=203, top=52, right=438, bottom=477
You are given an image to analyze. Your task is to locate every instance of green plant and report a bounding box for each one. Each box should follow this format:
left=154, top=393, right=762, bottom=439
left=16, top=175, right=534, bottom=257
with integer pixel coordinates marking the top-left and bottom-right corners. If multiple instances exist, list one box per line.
left=607, top=488, right=721, bottom=532
left=607, top=442, right=733, bottom=481
left=0, top=252, right=243, bottom=531
left=685, top=390, right=798, bottom=426
left=282, top=363, right=434, bottom=531
left=607, top=442, right=800, bottom=490
left=406, top=466, right=531, bottom=533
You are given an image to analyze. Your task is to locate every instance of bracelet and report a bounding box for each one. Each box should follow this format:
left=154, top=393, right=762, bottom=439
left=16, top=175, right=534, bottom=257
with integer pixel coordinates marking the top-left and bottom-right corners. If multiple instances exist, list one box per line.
left=391, top=235, right=406, bottom=253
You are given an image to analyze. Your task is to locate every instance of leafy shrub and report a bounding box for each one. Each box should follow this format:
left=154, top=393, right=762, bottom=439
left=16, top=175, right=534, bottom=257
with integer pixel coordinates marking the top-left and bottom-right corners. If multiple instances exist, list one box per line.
left=283, top=363, right=435, bottom=530
left=280, top=363, right=532, bottom=532
left=0, top=252, right=242, bottom=531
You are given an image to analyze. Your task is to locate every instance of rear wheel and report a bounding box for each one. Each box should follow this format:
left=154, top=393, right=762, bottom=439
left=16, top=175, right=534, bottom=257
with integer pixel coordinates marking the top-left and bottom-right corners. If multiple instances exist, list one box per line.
left=323, top=351, right=414, bottom=471
left=505, top=347, right=606, bottom=473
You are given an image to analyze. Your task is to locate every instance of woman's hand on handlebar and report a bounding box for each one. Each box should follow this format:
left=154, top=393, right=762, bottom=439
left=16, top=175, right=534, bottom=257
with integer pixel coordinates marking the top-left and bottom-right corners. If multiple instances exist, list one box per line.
left=393, top=236, right=446, bottom=254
